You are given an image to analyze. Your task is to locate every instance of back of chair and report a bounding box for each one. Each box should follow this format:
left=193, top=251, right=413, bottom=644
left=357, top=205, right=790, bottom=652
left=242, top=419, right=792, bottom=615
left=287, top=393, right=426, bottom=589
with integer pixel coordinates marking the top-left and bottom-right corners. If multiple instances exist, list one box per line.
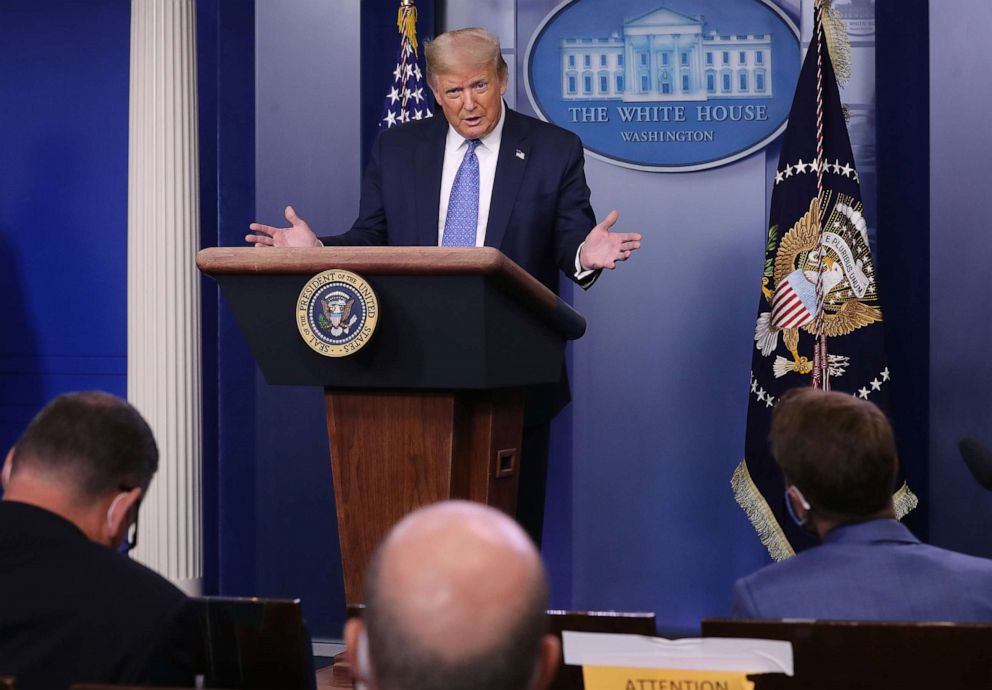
left=71, top=683, right=225, bottom=690
left=71, top=686, right=214, bottom=690
left=702, top=618, right=992, bottom=688
left=547, top=610, right=656, bottom=690
left=191, top=596, right=315, bottom=690
left=0, top=677, right=13, bottom=690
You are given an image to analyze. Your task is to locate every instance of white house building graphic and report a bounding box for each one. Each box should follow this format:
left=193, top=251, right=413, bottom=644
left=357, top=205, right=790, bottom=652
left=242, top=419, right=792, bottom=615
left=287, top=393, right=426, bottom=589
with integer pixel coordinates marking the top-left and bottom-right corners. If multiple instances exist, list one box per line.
left=561, top=6, right=774, bottom=101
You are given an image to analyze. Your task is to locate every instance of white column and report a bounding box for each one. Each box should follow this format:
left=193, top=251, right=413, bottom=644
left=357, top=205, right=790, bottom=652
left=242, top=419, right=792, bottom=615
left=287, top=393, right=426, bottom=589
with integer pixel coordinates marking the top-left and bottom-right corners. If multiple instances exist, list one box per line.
left=127, top=0, right=203, bottom=595
left=648, top=35, right=656, bottom=93
left=625, top=39, right=634, bottom=95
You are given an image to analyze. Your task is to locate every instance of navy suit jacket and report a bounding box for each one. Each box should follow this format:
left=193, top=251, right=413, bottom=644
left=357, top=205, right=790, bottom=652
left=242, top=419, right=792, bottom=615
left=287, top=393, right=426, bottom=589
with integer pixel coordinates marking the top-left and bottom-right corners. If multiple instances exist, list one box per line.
left=320, top=107, right=598, bottom=294
left=732, top=519, right=992, bottom=622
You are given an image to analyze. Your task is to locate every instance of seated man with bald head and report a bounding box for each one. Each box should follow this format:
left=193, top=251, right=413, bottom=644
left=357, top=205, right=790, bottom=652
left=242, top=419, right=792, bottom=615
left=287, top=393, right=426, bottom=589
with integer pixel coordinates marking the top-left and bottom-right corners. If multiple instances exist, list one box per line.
left=732, top=387, right=992, bottom=622
left=345, top=501, right=559, bottom=690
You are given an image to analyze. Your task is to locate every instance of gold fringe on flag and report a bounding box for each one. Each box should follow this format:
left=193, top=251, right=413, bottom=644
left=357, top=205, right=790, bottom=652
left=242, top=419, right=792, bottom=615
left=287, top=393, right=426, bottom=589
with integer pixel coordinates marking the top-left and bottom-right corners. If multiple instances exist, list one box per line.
left=818, top=0, right=852, bottom=85
left=893, top=481, right=919, bottom=519
left=398, top=0, right=419, bottom=56
left=734, top=462, right=921, bottom=561
left=732, top=459, right=796, bottom=561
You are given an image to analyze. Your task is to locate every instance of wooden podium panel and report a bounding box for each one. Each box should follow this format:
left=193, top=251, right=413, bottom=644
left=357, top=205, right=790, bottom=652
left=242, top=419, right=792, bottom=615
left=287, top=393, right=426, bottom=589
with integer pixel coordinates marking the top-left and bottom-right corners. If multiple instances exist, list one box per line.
left=326, top=389, right=524, bottom=603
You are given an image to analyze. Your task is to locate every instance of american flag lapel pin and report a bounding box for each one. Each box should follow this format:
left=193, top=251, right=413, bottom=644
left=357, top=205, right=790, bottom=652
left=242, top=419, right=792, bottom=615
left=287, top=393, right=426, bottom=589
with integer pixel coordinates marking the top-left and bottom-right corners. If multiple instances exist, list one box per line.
left=515, top=148, right=526, bottom=160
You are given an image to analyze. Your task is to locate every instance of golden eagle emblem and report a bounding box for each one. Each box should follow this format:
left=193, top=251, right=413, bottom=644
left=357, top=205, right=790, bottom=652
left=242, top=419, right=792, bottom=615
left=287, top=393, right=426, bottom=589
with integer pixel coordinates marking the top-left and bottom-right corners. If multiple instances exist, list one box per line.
left=754, top=194, right=882, bottom=378
left=318, top=292, right=357, bottom=336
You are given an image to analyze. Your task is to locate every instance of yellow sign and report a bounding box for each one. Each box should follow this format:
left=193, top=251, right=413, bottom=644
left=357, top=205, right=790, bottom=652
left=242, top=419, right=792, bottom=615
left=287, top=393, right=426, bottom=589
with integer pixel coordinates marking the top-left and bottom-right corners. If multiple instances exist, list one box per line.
left=583, top=666, right=755, bottom=690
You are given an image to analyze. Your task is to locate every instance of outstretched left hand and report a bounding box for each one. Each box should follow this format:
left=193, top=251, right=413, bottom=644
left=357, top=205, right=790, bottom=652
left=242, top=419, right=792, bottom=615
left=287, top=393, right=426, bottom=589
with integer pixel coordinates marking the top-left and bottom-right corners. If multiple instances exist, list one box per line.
left=579, top=210, right=642, bottom=270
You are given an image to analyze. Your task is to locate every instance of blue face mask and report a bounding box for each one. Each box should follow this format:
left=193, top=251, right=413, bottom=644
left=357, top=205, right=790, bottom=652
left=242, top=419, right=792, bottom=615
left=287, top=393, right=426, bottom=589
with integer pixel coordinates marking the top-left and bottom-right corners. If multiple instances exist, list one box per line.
left=784, top=486, right=812, bottom=527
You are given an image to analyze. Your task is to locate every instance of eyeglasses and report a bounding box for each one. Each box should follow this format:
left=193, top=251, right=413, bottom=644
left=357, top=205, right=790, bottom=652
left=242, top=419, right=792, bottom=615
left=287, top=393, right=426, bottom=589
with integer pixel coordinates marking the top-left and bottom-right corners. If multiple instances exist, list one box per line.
left=118, top=484, right=140, bottom=553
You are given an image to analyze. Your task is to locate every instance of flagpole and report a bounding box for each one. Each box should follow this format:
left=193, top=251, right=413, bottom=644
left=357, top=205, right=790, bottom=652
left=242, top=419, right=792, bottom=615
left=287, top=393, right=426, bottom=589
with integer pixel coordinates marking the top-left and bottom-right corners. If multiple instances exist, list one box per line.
left=811, top=0, right=830, bottom=390
left=379, top=0, right=432, bottom=130
left=397, top=0, right=418, bottom=116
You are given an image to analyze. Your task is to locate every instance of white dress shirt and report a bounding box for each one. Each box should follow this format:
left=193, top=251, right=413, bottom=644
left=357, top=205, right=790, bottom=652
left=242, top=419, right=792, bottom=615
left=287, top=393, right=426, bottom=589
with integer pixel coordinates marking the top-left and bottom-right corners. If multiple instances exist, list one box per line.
left=436, top=104, right=595, bottom=282
left=437, top=104, right=504, bottom=247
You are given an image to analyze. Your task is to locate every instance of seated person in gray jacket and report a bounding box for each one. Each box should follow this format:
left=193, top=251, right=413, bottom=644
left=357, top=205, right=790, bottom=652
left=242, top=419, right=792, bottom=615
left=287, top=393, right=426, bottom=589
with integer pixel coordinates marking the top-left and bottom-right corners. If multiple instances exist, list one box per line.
left=733, top=387, right=992, bottom=622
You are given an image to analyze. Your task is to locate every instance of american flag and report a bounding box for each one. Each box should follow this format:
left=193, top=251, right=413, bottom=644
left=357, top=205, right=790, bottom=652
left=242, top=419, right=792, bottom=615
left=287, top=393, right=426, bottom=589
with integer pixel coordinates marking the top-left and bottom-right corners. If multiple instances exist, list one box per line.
left=379, top=0, right=432, bottom=130
left=771, top=271, right=817, bottom=330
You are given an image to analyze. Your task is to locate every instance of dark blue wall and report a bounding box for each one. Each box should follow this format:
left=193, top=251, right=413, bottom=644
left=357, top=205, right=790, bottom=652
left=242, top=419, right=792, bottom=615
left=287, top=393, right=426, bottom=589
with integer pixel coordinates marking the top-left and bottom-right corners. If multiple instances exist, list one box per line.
left=876, top=0, right=930, bottom=540
left=0, top=0, right=130, bottom=453
left=197, top=0, right=258, bottom=597
left=927, top=0, right=992, bottom=557
left=252, top=0, right=362, bottom=640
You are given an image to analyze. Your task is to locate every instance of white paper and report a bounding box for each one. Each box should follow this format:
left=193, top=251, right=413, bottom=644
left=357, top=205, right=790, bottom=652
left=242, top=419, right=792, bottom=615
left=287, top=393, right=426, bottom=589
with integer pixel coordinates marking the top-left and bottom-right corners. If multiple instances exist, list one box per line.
left=562, top=631, right=794, bottom=676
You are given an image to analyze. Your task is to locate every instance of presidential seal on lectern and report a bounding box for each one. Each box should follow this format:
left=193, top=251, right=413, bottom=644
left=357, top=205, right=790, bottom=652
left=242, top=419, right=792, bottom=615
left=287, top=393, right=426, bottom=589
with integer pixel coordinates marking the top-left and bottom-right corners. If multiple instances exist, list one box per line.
left=296, top=269, right=379, bottom=357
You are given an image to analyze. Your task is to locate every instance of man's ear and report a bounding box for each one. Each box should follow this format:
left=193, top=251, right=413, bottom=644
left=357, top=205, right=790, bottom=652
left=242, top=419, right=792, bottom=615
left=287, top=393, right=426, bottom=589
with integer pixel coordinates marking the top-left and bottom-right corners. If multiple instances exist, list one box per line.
left=105, top=486, right=142, bottom=547
left=530, top=634, right=562, bottom=690
left=785, top=485, right=810, bottom=524
left=344, top=618, right=372, bottom=685
left=2, top=448, right=14, bottom=490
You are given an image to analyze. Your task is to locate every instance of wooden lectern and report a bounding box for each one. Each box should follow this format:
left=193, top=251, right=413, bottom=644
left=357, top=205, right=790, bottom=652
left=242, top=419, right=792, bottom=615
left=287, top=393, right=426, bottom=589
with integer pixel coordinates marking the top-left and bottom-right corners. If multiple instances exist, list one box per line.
left=197, top=247, right=585, bottom=604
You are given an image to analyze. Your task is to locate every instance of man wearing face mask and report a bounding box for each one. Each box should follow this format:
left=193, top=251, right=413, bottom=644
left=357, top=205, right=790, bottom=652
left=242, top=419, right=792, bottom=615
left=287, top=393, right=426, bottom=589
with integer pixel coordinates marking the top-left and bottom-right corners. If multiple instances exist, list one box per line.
left=0, top=391, right=203, bottom=689
left=732, top=387, right=992, bottom=622
left=344, top=501, right=560, bottom=690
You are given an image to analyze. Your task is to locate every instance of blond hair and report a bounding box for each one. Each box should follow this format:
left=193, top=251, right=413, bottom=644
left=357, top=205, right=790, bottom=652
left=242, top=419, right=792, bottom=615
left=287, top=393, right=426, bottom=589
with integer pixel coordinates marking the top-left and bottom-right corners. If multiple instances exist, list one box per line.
left=425, top=27, right=508, bottom=87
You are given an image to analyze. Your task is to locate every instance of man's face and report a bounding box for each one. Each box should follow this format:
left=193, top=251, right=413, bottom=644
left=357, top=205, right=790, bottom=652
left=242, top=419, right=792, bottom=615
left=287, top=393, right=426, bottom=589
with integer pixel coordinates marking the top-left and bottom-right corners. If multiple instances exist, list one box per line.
left=431, top=63, right=507, bottom=140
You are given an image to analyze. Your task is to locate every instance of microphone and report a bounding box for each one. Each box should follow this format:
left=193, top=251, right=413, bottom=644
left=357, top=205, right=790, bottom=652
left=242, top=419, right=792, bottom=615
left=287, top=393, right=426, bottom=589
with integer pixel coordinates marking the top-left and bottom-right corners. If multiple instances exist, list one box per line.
left=959, top=437, right=992, bottom=491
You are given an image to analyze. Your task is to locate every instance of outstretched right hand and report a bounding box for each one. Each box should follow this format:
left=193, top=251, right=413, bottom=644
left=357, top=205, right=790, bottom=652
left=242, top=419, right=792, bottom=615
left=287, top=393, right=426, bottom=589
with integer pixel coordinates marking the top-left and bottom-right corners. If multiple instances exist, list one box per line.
left=246, top=206, right=321, bottom=247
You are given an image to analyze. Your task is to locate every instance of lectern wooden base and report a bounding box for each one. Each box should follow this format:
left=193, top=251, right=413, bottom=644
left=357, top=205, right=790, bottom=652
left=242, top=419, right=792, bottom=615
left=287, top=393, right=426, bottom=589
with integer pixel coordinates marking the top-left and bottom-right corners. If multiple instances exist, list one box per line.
left=326, top=388, right=524, bottom=604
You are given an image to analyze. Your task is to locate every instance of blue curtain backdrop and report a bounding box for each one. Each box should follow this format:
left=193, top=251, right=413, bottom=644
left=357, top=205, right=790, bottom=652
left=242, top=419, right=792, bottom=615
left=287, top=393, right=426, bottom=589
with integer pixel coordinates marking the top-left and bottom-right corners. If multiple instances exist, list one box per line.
left=875, top=0, right=930, bottom=540
left=196, top=0, right=258, bottom=598
left=0, top=0, right=130, bottom=468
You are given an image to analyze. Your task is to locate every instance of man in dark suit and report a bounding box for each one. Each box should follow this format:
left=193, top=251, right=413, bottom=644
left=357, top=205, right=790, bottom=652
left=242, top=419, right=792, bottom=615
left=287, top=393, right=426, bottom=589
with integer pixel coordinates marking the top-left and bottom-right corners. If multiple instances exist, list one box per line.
left=732, top=387, right=992, bottom=622
left=247, top=27, right=640, bottom=285
left=0, top=392, right=203, bottom=689
left=248, top=27, right=642, bottom=543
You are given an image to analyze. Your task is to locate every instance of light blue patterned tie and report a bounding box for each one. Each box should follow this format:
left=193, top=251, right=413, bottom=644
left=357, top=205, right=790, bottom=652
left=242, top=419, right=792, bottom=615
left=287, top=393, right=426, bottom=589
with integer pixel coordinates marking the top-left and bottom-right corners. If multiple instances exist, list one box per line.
left=442, top=139, right=480, bottom=246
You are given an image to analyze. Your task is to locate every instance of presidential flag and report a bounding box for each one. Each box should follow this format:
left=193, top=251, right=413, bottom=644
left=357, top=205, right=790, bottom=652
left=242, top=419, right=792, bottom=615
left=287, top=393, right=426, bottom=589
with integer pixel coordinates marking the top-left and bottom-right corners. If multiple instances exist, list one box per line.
left=732, top=0, right=916, bottom=560
left=379, top=0, right=432, bottom=130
